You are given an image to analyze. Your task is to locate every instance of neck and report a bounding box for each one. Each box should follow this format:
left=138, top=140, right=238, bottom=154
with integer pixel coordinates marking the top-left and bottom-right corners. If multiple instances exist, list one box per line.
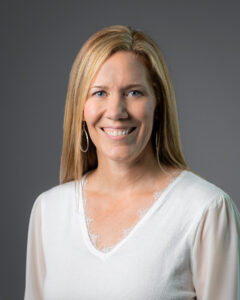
left=88, top=145, right=170, bottom=196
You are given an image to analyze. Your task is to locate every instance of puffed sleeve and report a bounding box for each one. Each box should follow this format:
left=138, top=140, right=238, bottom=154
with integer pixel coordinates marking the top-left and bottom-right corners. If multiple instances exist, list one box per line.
left=191, top=192, right=240, bottom=300
left=24, top=194, right=46, bottom=300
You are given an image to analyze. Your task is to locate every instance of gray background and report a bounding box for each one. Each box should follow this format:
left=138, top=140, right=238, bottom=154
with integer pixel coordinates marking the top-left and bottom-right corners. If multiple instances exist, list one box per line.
left=1, top=1, right=240, bottom=299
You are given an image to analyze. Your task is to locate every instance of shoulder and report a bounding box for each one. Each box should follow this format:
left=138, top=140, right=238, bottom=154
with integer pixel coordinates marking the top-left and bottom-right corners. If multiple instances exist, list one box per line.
left=175, top=170, right=235, bottom=215
left=33, top=180, right=81, bottom=215
left=166, top=170, right=240, bottom=242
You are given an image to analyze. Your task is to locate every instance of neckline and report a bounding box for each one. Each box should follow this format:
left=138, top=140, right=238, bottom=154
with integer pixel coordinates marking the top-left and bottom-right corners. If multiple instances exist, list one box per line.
left=79, top=169, right=188, bottom=260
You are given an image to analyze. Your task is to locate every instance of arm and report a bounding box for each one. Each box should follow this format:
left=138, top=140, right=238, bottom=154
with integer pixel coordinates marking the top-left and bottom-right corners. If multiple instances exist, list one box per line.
left=191, top=192, right=240, bottom=300
left=24, top=194, right=46, bottom=300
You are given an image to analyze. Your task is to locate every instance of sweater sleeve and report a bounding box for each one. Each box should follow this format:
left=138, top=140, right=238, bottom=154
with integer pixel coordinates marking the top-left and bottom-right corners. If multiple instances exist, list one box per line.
left=191, top=192, right=240, bottom=300
left=24, top=194, right=46, bottom=300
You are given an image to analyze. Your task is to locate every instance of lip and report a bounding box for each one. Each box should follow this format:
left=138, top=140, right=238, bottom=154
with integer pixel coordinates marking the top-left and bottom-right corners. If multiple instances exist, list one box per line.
left=100, top=127, right=137, bottom=140
left=101, top=126, right=136, bottom=129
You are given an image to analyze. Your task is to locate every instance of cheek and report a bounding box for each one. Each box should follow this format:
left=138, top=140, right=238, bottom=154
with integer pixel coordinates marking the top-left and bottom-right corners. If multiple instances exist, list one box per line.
left=132, top=100, right=155, bottom=122
left=83, top=101, right=101, bottom=123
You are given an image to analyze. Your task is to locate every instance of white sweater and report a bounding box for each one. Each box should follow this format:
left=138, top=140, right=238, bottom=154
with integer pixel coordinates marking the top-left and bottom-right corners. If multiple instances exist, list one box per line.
left=24, top=170, right=240, bottom=300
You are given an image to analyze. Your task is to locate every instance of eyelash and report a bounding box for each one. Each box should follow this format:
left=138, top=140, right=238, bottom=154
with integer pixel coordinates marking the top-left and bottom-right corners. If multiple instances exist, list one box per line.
left=129, top=90, right=143, bottom=96
left=92, top=90, right=143, bottom=97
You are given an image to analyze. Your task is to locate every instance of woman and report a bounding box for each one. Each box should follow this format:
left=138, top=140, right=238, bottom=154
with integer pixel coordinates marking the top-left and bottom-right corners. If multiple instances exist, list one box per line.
left=24, top=25, right=240, bottom=299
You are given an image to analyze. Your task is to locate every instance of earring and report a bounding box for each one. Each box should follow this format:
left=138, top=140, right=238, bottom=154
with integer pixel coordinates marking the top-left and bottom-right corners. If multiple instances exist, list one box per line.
left=155, top=131, right=163, bottom=171
left=155, top=132, right=159, bottom=156
left=155, top=130, right=172, bottom=177
left=80, top=121, right=89, bottom=152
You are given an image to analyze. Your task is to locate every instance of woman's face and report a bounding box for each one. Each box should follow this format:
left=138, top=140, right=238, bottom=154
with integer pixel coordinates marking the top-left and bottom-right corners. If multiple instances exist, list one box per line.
left=83, top=51, right=157, bottom=164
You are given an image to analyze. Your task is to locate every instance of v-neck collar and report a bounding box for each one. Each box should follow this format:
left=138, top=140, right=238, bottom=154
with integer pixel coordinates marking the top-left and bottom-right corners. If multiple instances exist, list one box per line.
left=78, top=170, right=188, bottom=261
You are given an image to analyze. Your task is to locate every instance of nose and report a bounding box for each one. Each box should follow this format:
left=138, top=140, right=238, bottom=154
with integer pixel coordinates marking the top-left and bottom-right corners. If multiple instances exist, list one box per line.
left=105, top=93, right=128, bottom=120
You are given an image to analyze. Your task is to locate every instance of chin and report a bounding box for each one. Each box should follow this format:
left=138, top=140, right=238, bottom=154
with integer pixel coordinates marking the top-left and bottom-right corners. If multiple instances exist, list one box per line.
left=102, top=149, right=135, bottom=162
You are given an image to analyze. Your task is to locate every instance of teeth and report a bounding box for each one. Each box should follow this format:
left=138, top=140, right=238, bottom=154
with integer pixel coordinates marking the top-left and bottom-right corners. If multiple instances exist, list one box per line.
left=103, top=128, right=133, bottom=136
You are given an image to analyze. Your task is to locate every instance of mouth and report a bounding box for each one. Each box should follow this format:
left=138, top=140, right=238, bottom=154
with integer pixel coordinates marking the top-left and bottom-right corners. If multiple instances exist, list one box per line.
left=101, top=127, right=137, bottom=137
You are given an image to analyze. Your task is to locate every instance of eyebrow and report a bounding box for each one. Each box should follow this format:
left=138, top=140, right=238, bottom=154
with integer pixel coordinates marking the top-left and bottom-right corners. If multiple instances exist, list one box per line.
left=90, top=84, right=146, bottom=90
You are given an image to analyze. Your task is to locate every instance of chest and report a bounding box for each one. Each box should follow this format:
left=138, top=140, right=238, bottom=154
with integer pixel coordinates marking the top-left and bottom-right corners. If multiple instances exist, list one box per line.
left=43, top=197, right=196, bottom=300
left=83, top=191, right=157, bottom=252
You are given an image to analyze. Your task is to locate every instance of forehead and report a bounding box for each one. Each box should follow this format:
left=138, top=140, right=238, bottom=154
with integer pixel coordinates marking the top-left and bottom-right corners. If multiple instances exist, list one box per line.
left=91, top=51, right=151, bottom=85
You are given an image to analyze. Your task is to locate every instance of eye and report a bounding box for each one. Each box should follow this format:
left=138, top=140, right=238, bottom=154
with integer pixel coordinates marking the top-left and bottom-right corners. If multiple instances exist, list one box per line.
left=92, top=90, right=106, bottom=97
left=128, top=90, right=143, bottom=97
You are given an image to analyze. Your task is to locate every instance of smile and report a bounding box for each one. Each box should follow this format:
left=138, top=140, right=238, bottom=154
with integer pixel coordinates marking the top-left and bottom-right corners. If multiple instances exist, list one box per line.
left=101, top=127, right=136, bottom=137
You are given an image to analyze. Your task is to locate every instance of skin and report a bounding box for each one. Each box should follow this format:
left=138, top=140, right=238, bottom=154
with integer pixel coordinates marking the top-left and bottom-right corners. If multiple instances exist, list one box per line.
left=83, top=51, right=179, bottom=207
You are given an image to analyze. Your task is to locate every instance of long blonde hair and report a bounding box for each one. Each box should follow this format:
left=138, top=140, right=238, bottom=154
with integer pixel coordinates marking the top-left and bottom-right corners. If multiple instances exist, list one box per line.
left=59, top=25, right=190, bottom=186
